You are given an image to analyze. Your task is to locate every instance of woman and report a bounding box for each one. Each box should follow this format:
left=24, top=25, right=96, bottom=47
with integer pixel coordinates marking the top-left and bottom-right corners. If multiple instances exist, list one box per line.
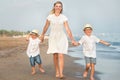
left=41, top=1, right=76, bottom=79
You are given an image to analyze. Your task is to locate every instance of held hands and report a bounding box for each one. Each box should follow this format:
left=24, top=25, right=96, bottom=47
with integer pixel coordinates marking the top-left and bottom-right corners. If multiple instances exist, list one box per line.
left=71, top=40, right=80, bottom=46
left=40, top=35, right=44, bottom=42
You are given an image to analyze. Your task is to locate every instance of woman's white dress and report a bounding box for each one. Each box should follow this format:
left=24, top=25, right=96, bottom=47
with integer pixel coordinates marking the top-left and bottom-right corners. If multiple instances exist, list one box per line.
left=47, top=14, right=68, bottom=54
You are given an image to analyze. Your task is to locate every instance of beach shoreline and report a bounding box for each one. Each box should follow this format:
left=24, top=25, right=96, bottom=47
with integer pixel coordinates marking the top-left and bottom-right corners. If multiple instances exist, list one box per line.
left=2, top=37, right=117, bottom=80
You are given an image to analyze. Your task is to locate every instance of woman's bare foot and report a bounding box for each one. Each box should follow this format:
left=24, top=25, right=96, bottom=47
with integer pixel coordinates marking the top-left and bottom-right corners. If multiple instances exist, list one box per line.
left=83, top=71, right=88, bottom=78
left=56, top=72, right=60, bottom=78
left=56, top=74, right=59, bottom=78
left=59, top=74, right=65, bottom=79
left=90, top=77, right=95, bottom=80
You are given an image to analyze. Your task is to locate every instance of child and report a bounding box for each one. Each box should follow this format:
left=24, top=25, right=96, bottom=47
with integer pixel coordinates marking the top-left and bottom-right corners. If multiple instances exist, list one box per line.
left=26, top=29, right=45, bottom=75
left=76, top=24, right=110, bottom=80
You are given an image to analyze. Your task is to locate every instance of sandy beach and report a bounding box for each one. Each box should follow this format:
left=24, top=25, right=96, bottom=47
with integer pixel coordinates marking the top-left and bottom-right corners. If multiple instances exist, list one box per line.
left=0, top=37, right=120, bottom=80
left=0, top=37, right=85, bottom=80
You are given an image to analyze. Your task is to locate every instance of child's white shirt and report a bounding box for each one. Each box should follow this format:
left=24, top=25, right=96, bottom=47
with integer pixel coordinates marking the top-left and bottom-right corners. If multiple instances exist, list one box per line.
left=26, top=37, right=41, bottom=57
left=79, top=35, right=100, bottom=58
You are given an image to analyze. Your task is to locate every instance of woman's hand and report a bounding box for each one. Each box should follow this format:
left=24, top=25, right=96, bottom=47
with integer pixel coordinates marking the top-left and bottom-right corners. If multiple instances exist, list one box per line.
left=40, top=35, right=44, bottom=42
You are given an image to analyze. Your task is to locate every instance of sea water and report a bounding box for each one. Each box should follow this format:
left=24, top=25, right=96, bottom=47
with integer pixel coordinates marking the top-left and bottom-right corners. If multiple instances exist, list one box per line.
left=68, top=33, right=120, bottom=80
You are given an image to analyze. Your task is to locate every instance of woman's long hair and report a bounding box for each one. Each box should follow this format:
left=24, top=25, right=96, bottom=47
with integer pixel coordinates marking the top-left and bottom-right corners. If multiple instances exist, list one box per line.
left=50, top=1, right=63, bottom=14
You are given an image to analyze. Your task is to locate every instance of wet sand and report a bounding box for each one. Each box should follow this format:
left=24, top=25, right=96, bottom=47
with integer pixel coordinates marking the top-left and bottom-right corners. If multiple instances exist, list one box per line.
left=0, top=37, right=84, bottom=80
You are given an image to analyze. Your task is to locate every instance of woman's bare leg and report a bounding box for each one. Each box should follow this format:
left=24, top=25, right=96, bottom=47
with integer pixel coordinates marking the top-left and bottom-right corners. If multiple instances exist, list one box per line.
left=53, top=53, right=59, bottom=77
left=58, top=54, right=64, bottom=78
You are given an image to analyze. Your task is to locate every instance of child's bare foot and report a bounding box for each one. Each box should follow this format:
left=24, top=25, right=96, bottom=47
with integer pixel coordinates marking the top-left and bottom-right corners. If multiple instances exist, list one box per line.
left=39, top=68, right=45, bottom=73
left=31, top=71, right=36, bottom=75
left=83, top=71, right=88, bottom=78
left=31, top=67, right=36, bottom=75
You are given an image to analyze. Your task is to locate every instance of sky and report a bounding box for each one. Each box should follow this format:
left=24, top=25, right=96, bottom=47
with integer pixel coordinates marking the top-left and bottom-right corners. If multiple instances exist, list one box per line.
left=0, top=0, right=120, bottom=34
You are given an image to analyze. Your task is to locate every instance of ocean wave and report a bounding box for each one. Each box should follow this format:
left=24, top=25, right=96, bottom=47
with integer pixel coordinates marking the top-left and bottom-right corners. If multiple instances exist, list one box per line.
left=96, top=44, right=120, bottom=53
left=109, top=45, right=120, bottom=51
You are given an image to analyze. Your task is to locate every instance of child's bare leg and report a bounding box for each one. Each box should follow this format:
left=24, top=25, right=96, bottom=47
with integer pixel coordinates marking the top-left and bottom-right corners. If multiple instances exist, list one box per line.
left=83, top=63, right=90, bottom=77
left=31, top=66, right=36, bottom=75
left=90, top=63, right=95, bottom=80
left=38, top=64, right=45, bottom=73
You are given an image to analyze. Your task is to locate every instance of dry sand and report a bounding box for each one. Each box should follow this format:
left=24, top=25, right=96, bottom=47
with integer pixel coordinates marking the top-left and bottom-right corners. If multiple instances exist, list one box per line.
left=0, top=37, right=84, bottom=80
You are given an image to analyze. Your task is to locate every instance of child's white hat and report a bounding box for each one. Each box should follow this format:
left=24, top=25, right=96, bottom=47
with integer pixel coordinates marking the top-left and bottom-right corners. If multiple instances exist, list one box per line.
left=30, top=29, right=39, bottom=35
left=83, top=24, right=93, bottom=31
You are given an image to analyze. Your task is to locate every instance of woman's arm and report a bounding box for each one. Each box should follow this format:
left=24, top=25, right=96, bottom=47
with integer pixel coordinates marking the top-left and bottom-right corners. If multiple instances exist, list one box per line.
left=40, top=20, right=50, bottom=42
left=64, top=21, right=74, bottom=41
left=64, top=21, right=77, bottom=45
